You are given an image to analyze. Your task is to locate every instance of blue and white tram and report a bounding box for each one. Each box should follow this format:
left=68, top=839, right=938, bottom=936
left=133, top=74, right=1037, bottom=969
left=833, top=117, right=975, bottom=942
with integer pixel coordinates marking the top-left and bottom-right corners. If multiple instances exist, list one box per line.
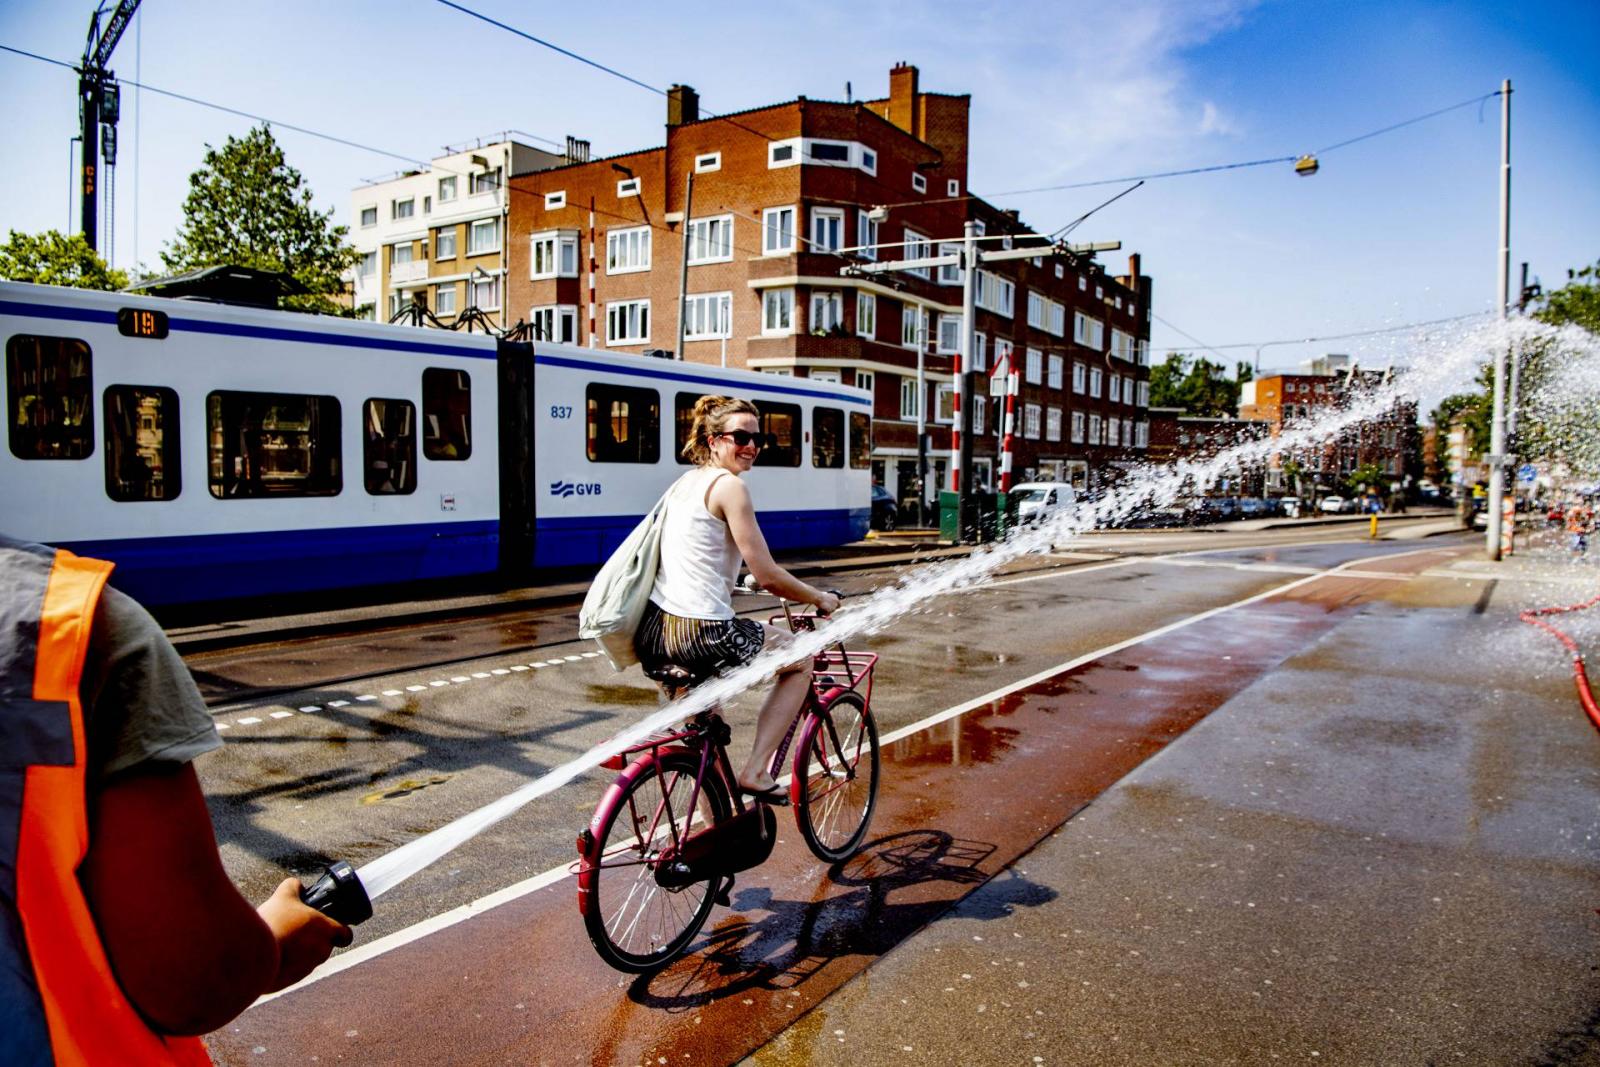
left=0, top=281, right=872, bottom=608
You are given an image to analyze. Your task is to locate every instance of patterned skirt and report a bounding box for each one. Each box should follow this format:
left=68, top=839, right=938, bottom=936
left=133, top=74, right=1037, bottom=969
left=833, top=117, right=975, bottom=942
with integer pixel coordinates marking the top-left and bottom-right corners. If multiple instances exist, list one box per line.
left=634, top=601, right=766, bottom=680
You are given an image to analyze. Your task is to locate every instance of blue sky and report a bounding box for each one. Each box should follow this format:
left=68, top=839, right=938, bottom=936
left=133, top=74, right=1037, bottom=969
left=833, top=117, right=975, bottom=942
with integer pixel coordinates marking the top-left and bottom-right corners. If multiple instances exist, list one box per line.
left=2, top=0, right=1596, bottom=372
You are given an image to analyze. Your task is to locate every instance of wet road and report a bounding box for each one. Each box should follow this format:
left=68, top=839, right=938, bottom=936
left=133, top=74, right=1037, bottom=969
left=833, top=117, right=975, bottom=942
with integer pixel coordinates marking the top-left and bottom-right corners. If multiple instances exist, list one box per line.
left=189, top=531, right=1544, bottom=1064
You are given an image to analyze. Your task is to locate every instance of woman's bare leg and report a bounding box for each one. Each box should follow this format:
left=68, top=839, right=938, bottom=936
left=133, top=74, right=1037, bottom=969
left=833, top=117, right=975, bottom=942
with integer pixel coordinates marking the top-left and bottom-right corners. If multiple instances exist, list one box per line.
left=739, top=667, right=811, bottom=791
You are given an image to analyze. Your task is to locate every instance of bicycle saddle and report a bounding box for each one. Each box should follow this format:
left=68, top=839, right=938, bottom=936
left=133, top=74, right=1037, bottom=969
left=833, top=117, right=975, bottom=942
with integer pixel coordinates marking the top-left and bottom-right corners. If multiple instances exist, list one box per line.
left=642, top=662, right=711, bottom=690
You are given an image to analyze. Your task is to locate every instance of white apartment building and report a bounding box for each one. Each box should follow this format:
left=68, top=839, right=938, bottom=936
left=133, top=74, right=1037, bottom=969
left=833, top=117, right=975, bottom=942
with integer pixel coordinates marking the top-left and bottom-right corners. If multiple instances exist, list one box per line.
left=350, top=136, right=578, bottom=328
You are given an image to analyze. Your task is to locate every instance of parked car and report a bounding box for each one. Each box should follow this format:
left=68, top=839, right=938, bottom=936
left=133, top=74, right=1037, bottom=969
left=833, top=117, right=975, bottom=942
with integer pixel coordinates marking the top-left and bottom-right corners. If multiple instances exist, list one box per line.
left=1279, top=495, right=1303, bottom=518
left=1319, top=495, right=1350, bottom=514
left=1011, top=481, right=1077, bottom=525
left=1238, top=497, right=1272, bottom=518
left=871, top=484, right=899, bottom=531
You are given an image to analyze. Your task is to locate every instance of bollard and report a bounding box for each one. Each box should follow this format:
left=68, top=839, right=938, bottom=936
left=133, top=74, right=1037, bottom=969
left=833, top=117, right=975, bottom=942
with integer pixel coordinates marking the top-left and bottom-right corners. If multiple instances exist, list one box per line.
left=1369, top=513, right=1378, bottom=540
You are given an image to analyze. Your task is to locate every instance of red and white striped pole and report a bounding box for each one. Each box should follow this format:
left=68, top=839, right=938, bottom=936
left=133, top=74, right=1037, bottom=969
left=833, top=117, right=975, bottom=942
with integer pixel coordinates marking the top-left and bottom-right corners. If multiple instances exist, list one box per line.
left=586, top=199, right=597, bottom=347
left=950, top=349, right=963, bottom=493
left=1000, top=363, right=1019, bottom=492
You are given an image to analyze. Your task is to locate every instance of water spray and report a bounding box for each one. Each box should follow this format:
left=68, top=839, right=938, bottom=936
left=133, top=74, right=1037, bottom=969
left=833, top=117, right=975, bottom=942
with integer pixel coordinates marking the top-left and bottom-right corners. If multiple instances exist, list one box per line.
left=331, top=316, right=1597, bottom=911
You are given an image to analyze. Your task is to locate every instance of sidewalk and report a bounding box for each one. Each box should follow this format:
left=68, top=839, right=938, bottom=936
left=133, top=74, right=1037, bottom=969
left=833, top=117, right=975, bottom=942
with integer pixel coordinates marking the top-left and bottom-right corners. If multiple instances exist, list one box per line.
left=749, top=545, right=1600, bottom=1065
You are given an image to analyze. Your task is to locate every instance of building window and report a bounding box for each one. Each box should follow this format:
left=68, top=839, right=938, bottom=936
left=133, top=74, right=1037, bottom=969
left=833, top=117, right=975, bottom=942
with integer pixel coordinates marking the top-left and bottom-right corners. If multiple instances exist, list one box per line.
left=392, top=198, right=414, bottom=220
left=975, top=271, right=1015, bottom=316
left=1046, top=406, right=1062, bottom=443
left=901, top=304, right=922, bottom=348
left=1137, top=381, right=1150, bottom=407
left=435, top=282, right=457, bottom=315
left=900, top=376, right=919, bottom=420
left=207, top=390, right=341, bottom=498
left=811, top=208, right=844, bottom=252
left=694, top=152, right=721, bottom=173
left=362, top=397, right=416, bottom=496
left=1108, top=416, right=1120, bottom=446
left=1109, top=374, right=1121, bottom=403
left=103, top=385, right=179, bottom=501
left=860, top=148, right=877, bottom=173
left=769, top=141, right=796, bottom=166
left=933, top=384, right=954, bottom=424
left=606, top=299, right=650, bottom=345
left=467, top=218, right=499, bottom=255
left=1023, top=403, right=1041, bottom=439
left=360, top=206, right=377, bottom=227
left=586, top=383, right=660, bottom=464
left=911, top=172, right=927, bottom=194
left=938, top=243, right=962, bottom=285
left=391, top=242, right=414, bottom=267
left=470, top=167, right=501, bottom=195
left=1071, top=411, right=1085, bottom=443
left=684, top=292, right=732, bottom=340
left=423, top=195, right=432, bottom=215
left=811, top=291, right=843, bottom=333
left=1072, top=362, right=1086, bottom=393
left=763, top=206, right=796, bottom=254
left=808, top=141, right=851, bottom=164
left=531, top=304, right=578, bottom=344
left=616, top=177, right=640, bottom=198
left=1089, top=367, right=1103, bottom=398
left=1079, top=275, right=1088, bottom=291
left=687, top=215, right=733, bottom=264
left=1075, top=311, right=1104, bottom=350
left=434, top=228, right=457, bottom=260
left=531, top=230, right=580, bottom=278
left=606, top=226, right=651, bottom=273
left=857, top=210, right=879, bottom=260
left=1025, top=348, right=1043, bottom=385
left=903, top=229, right=931, bottom=279
left=358, top=251, right=377, bottom=278
left=762, top=288, right=794, bottom=335
left=937, top=314, right=962, bottom=355
left=1055, top=263, right=1064, bottom=279
left=856, top=292, right=876, bottom=339
left=1047, top=354, right=1063, bottom=390
left=438, top=176, right=456, bottom=203
left=947, top=179, right=960, bottom=197
left=812, top=406, right=844, bottom=469
left=1088, top=415, right=1102, bottom=445
left=971, top=331, right=987, bottom=373
left=469, top=273, right=499, bottom=310
left=544, top=190, right=566, bottom=209
left=972, top=396, right=986, bottom=435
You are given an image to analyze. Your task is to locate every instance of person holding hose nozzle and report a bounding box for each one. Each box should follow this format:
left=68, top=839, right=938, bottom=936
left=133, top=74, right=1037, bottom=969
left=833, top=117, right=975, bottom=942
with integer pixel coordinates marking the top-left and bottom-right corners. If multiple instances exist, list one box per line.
left=635, top=395, right=840, bottom=802
left=0, top=536, right=351, bottom=1065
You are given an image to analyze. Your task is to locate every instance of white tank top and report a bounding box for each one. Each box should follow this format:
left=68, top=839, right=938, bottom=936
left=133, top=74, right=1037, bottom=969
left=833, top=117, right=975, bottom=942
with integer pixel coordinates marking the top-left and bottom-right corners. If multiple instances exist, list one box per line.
left=649, top=466, right=743, bottom=620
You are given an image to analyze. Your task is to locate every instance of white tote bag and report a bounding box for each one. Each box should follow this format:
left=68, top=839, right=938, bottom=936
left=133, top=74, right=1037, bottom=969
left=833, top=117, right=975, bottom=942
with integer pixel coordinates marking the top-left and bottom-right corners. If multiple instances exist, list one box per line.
left=577, top=491, right=669, bottom=671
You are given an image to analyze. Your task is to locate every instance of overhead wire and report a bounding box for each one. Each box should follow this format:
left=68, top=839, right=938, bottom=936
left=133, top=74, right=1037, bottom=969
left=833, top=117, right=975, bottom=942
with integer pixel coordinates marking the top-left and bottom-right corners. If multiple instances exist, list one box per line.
left=1151, top=309, right=1495, bottom=357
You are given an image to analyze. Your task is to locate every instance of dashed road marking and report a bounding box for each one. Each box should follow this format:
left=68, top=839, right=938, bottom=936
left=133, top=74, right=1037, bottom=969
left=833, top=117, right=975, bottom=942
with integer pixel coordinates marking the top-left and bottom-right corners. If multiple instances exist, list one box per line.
left=270, top=711, right=294, bottom=719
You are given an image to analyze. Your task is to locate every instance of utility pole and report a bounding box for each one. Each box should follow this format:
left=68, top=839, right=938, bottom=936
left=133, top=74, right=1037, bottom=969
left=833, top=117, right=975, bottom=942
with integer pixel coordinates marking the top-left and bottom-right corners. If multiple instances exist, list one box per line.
left=675, top=169, right=694, bottom=359
left=916, top=310, right=928, bottom=526
left=78, top=0, right=141, bottom=253
left=1486, top=78, right=1511, bottom=562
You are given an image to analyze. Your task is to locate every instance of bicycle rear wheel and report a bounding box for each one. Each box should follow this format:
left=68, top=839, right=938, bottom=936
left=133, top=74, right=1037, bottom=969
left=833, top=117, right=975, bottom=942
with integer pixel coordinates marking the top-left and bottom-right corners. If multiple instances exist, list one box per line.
left=793, top=692, right=880, bottom=862
left=581, top=751, right=732, bottom=972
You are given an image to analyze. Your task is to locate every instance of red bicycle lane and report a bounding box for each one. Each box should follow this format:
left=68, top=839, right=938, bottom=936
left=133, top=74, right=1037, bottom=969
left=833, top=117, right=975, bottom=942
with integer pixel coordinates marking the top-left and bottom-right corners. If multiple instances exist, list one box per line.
left=208, top=563, right=1427, bottom=1066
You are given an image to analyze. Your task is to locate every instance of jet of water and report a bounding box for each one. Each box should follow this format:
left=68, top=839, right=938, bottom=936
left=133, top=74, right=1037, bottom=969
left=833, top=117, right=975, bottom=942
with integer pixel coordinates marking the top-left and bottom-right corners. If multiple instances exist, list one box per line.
left=357, top=315, right=1600, bottom=901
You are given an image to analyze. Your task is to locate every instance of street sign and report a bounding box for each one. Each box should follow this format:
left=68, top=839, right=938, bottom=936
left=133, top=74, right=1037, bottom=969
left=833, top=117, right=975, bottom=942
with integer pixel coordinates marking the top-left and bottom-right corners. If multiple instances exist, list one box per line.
left=1517, top=464, right=1537, bottom=483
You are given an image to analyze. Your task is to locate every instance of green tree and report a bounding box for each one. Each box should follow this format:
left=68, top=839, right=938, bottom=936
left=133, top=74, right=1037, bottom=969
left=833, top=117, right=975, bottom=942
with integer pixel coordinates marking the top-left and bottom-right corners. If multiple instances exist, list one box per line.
left=161, top=124, right=358, bottom=314
left=1533, top=260, right=1600, bottom=333
left=0, top=229, right=129, bottom=290
left=1149, top=353, right=1245, bottom=417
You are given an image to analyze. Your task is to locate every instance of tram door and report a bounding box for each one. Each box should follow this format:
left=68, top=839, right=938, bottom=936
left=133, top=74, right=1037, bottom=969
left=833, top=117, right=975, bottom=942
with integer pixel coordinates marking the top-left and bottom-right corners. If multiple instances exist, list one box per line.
left=496, top=340, right=538, bottom=578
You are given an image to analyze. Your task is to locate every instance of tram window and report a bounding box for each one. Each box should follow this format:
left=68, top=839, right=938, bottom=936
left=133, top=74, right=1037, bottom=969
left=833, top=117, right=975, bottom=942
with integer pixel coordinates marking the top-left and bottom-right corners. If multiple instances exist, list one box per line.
left=422, top=367, right=472, bottom=461
left=207, top=390, right=341, bottom=498
left=673, top=391, right=697, bottom=465
left=7, top=334, right=93, bottom=460
left=586, top=383, right=660, bottom=463
left=104, top=385, right=180, bottom=501
left=849, top=412, right=872, bottom=469
left=755, top=401, right=801, bottom=468
left=812, top=406, right=844, bottom=469
left=363, top=397, right=417, bottom=495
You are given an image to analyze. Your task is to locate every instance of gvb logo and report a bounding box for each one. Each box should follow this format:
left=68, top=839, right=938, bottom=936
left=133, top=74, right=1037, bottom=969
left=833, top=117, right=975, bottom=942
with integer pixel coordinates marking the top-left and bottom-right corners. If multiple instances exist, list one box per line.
left=551, top=480, right=602, bottom=498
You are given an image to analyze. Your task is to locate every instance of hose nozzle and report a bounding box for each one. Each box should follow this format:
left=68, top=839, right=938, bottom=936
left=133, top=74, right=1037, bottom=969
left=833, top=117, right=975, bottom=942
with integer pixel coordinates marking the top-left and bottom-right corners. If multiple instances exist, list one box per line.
left=300, top=860, right=372, bottom=926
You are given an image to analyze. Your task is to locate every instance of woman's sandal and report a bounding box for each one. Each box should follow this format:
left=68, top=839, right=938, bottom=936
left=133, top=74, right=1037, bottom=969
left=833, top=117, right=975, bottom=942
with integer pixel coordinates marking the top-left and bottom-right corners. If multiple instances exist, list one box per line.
left=739, top=782, right=790, bottom=806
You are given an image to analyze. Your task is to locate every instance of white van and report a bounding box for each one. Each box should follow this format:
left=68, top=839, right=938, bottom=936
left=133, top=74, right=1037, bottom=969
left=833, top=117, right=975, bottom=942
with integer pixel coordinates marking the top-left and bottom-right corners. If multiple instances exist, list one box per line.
left=1011, top=481, right=1077, bottom=525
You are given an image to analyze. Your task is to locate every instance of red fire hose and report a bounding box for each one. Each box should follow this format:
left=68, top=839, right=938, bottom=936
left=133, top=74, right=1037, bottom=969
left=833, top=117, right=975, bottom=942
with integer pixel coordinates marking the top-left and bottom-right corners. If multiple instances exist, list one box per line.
left=1519, top=592, right=1600, bottom=734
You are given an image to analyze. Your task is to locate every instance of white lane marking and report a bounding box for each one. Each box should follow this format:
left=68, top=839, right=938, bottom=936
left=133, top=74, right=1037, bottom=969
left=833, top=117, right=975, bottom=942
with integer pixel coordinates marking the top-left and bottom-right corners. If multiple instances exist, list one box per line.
left=298, top=706, right=321, bottom=713
left=562, top=655, right=583, bottom=662
left=472, top=672, right=491, bottom=679
left=511, top=665, right=529, bottom=672
left=491, top=668, right=510, bottom=675
left=270, top=711, right=294, bottom=720
left=405, top=685, right=427, bottom=692
left=580, top=651, right=600, bottom=658
left=328, top=700, right=351, bottom=708
left=216, top=722, right=230, bottom=731
left=382, top=690, right=403, bottom=697
left=265, top=544, right=1445, bottom=996
left=236, top=717, right=261, bottom=725
left=1149, top=558, right=1413, bottom=581
left=451, top=676, right=471, bottom=683
left=429, top=680, right=450, bottom=688
left=358, top=695, right=379, bottom=702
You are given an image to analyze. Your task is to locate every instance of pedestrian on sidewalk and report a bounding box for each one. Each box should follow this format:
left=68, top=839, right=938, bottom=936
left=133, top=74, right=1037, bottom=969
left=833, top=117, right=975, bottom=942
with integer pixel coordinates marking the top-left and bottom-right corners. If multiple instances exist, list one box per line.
left=1, top=537, right=351, bottom=1065
left=1568, top=503, right=1593, bottom=558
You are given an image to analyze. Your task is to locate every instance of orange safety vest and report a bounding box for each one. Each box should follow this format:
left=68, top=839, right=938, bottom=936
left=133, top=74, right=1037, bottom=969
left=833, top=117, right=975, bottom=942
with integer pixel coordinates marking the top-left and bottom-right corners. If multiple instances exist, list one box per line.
left=1, top=539, right=211, bottom=1066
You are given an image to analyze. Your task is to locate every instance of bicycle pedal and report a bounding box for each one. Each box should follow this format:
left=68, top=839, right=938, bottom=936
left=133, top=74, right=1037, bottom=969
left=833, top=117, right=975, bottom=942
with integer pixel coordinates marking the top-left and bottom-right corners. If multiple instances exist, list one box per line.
left=714, top=875, right=734, bottom=907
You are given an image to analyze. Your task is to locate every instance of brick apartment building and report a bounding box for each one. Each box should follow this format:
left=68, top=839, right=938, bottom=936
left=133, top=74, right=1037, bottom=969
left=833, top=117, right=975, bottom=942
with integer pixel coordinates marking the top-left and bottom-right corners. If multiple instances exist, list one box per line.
left=350, top=65, right=1154, bottom=509
left=506, top=64, right=1153, bottom=508
left=1146, top=408, right=1272, bottom=495
left=1239, top=355, right=1417, bottom=495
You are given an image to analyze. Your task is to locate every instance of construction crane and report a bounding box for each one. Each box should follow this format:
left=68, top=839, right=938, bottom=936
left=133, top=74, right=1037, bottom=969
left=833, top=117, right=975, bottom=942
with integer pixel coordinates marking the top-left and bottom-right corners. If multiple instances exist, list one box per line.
left=79, top=0, right=141, bottom=254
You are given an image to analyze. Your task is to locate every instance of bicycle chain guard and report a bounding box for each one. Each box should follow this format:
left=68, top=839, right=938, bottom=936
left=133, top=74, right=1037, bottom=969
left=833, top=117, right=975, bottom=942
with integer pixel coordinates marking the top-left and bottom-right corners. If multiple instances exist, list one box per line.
left=654, top=804, right=778, bottom=888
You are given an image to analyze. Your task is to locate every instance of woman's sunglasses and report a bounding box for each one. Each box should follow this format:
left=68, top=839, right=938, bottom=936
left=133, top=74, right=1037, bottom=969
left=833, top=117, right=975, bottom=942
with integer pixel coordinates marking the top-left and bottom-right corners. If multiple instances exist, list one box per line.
left=714, top=430, right=774, bottom=449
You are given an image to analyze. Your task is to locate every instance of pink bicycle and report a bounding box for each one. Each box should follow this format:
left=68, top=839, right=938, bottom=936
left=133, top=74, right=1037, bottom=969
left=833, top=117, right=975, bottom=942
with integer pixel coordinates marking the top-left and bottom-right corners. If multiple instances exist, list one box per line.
left=575, top=595, right=880, bottom=973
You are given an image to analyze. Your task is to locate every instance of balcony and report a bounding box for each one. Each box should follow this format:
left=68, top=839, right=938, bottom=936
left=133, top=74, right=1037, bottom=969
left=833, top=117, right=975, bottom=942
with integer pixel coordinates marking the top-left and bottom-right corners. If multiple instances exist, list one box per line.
left=389, top=260, right=427, bottom=285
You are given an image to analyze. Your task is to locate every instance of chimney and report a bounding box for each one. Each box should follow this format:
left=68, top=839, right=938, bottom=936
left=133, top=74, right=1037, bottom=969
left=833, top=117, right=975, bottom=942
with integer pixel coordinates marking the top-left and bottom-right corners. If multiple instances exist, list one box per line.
left=888, top=63, right=921, bottom=135
left=1127, top=253, right=1142, bottom=297
left=667, top=84, right=699, bottom=127
left=565, top=135, right=590, bottom=163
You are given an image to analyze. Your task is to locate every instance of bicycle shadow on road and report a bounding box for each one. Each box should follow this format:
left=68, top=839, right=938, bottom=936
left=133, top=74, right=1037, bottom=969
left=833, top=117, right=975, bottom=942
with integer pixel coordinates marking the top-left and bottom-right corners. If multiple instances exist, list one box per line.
left=624, top=827, right=1058, bottom=1011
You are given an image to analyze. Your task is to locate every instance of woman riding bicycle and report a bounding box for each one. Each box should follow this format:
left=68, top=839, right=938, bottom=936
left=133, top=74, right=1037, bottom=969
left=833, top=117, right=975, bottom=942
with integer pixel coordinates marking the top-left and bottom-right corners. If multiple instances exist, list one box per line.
left=635, top=394, right=840, bottom=802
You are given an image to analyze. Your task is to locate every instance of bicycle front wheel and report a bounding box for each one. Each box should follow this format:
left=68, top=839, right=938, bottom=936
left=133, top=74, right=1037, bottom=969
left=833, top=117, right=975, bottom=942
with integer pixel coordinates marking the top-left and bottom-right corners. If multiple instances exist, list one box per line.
left=581, top=751, right=731, bottom=972
left=793, top=692, right=880, bottom=862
